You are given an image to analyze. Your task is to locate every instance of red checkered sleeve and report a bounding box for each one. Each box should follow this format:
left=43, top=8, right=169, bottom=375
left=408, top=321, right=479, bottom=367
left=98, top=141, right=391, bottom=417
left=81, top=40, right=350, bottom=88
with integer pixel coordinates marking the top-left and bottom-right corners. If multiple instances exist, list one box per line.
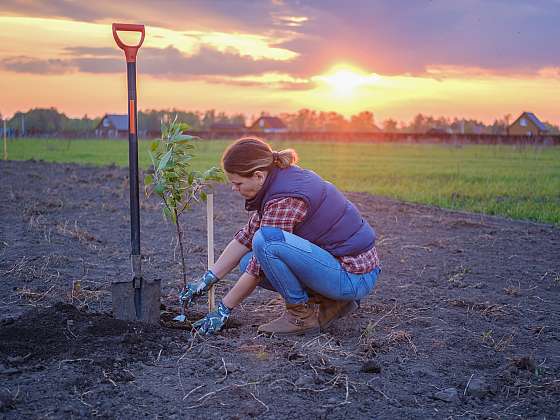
left=233, top=197, right=307, bottom=277
left=233, top=212, right=260, bottom=250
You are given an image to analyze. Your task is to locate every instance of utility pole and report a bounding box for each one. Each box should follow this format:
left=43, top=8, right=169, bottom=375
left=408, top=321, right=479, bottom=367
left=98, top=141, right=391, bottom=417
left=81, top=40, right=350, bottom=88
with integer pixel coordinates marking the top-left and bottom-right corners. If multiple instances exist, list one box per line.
left=21, top=114, right=25, bottom=137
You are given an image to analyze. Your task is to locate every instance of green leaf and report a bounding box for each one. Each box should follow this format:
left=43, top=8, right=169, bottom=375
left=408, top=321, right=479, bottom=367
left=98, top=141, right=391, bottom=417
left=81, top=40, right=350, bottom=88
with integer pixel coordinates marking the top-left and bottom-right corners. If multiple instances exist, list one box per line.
left=158, top=150, right=172, bottom=171
left=162, top=206, right=172, bottom=221
left=200, top=191, right=207, bottom=201
left=148, top=150, right=158, bottom=170
left=170, top=134, right=200, bottom=143
left=150, top=141, right=159, bottom=152
left=178, top=122, right=191, bottom=132
left=144, top=174, right=154, bottom=186
left=154, top=182, right=166, bottom=195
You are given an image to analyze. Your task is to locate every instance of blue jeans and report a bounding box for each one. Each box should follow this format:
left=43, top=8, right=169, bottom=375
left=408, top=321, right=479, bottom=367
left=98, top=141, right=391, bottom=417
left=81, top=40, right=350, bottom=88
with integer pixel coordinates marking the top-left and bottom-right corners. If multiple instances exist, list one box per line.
left=239, top=227, right=380, bottom=304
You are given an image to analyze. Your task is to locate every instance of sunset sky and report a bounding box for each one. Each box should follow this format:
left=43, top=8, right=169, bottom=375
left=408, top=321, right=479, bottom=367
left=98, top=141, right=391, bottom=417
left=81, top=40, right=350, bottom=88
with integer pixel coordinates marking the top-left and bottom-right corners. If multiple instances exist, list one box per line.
left=1, top=0, right=560, bottom=125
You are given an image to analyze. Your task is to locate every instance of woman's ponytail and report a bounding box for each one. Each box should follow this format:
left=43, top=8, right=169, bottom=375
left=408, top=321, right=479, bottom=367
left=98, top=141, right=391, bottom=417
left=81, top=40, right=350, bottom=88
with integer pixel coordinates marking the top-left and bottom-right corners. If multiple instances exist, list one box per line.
left=222, top=137, right=298, bottom=176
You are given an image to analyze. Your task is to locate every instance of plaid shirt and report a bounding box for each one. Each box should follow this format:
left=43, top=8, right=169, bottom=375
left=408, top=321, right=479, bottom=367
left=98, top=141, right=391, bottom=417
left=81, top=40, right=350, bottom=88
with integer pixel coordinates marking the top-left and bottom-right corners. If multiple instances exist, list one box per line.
left=234, top=197, right=380, bottom=277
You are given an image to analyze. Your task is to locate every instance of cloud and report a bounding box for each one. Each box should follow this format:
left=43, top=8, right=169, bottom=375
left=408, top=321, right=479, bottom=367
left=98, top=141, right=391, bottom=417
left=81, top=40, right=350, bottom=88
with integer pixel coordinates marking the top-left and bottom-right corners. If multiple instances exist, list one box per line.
left=206, top=73, right=314, bottom=90
left=0, top=45, right=304, bottom=82
left=0, top=0, right=298, bottom=32
left=3, top=0, right=560, bottom=79
left=275, top=0, right=560, bottom=76
left=2, top=56, right=76, bottom=74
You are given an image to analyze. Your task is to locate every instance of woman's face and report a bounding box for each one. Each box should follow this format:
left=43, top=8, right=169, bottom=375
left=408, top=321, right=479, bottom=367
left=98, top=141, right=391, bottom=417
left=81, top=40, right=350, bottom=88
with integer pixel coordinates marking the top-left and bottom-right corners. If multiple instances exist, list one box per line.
left=226, top=171, right=267, bottom=199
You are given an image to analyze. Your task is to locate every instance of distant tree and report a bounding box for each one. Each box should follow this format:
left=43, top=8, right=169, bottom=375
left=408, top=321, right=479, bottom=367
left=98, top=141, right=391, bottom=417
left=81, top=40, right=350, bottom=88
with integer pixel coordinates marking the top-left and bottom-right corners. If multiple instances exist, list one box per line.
left=349, top=111, right=376, bottom=132
left=230, top=113, right=247, bottom=127
left=382, top=118, right=398, bottom=132
left=201, top=110, right=216, bottom=130
left=288, top=109, right=319, bottom=131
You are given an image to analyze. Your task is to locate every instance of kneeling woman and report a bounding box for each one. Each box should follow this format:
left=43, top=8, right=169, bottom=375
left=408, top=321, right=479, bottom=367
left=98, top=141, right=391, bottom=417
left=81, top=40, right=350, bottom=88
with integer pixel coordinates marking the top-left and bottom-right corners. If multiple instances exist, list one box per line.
left=184, top=137, right=381, bottom=336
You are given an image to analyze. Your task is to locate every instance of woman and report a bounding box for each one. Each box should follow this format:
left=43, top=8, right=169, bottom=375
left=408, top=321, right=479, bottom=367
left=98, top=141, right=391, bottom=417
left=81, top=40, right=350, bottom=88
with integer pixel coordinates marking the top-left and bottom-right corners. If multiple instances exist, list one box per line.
left=182, top=137, right=381, bottom=336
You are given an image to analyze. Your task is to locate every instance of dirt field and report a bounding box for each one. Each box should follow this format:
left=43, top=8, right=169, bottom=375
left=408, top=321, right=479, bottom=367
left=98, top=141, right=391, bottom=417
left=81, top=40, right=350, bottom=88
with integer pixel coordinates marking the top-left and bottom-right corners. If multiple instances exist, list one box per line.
left=1, top=159, right=559, bottom=419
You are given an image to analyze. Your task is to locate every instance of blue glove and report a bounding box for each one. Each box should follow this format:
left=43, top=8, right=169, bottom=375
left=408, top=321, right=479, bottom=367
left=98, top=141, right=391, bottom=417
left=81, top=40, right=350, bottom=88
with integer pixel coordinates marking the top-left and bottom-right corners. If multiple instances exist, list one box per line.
left=192, top=301, right=231, bottom=335
left=179, top=270, right=220, bottom=307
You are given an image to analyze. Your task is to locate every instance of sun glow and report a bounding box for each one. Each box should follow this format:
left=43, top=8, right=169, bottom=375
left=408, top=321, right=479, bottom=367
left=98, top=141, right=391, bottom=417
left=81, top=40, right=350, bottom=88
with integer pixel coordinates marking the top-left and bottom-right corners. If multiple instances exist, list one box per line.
left=314, top=66, right=380, bottom=95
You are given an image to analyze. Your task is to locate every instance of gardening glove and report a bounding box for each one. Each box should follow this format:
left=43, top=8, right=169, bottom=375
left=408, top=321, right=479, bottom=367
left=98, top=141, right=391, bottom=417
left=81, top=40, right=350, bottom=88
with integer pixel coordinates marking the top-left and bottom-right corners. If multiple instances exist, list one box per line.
left=192, top=301, right=231, bottom=335
left=178, top=270, right=220, bottom=307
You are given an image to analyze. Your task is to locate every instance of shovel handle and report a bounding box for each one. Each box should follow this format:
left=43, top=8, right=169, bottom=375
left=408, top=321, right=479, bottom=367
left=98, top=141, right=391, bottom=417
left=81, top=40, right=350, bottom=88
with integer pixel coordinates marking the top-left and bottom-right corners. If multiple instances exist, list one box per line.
left=112, top=23, right=145, bottom=62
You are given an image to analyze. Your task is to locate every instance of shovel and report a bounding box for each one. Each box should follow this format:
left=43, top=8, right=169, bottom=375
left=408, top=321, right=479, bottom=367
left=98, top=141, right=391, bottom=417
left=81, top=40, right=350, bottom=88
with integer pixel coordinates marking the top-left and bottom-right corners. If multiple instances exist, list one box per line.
left=111, top=23, right=161, bottom=324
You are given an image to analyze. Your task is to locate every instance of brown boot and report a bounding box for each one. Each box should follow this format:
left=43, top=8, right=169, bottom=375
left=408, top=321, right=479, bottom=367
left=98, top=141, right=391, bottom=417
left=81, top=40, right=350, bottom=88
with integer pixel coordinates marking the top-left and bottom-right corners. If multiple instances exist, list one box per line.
left=258, top=303, right=320, bottom=336
left=311, top=295, right=358, bottom=330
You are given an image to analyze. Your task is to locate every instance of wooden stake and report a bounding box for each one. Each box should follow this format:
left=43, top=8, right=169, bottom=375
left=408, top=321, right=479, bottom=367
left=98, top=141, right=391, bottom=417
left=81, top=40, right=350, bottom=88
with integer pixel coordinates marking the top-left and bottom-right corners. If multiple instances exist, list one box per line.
left=207, top=193, right=216, bottom=312
left=3, top=119, right=6, bottom=161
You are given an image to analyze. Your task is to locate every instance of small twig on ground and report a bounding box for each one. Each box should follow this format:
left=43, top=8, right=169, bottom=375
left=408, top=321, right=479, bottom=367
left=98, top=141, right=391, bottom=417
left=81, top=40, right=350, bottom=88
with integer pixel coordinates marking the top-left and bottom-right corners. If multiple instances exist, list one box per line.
left=368, top=301, right=397, bottom=330
left=216, top=357, right=228, bottom=384
left=103, top=370, right=118, bottom=387
left=464, top=373, right=474, bottom=396
left=401, top=244, right=432, bottom=252
left=186, top=381, right=260, bottom=409
left=183, top=384, right=206, bottom=401
left=250, top=392, right=269, bottom=413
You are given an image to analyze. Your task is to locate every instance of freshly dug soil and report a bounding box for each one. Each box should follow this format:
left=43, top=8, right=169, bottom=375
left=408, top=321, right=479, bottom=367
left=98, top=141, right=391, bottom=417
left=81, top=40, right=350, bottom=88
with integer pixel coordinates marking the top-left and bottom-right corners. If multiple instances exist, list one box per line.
left=1, top=159, right=559, bottom=419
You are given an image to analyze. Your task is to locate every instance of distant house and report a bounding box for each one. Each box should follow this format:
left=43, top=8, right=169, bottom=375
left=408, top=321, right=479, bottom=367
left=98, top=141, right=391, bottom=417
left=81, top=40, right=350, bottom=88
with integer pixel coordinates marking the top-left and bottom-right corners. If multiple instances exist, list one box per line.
left=249, top=116, right=288, bottom=133
left=508, top=112, right=549, bottom=136
left=95, top=114, right=128, bottom=138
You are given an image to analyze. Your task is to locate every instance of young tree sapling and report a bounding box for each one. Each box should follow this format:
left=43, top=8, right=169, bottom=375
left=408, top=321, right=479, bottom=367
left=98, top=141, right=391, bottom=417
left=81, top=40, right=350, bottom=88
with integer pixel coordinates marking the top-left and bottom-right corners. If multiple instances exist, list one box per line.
left=144, top=116, right=224, bottom=305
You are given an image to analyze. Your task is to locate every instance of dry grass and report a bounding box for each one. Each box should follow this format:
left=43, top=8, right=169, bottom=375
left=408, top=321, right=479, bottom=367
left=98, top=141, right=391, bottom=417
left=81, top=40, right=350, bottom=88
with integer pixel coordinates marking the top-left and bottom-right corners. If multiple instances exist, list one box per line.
left=67, top=280, right=111, bottom=310
left=55, top=220, right=102, bottom=249
left=1, top=254, right=65, bottom=282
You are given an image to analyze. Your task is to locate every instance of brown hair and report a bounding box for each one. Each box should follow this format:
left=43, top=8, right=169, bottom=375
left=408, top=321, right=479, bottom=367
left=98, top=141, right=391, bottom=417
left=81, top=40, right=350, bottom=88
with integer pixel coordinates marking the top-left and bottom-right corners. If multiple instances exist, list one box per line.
left=221, top=137, right=298, bottom=177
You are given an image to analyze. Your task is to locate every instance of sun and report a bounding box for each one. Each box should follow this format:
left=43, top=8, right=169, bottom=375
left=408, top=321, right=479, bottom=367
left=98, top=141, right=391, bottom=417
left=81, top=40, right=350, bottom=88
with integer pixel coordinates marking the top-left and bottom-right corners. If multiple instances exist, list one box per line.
left=314, top=66, right=380, bottom=95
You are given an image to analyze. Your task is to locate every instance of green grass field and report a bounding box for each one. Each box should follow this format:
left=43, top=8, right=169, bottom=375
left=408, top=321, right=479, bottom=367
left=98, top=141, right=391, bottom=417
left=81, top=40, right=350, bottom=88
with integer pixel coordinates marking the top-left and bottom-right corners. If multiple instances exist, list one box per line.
left=4, top=137, right=560, bottom=225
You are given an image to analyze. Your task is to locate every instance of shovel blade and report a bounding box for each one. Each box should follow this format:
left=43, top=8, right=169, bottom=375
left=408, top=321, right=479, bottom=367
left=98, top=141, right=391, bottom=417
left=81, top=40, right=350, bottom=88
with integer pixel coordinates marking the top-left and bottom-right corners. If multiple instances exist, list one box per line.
left=112, top=278, right=161, bottom=324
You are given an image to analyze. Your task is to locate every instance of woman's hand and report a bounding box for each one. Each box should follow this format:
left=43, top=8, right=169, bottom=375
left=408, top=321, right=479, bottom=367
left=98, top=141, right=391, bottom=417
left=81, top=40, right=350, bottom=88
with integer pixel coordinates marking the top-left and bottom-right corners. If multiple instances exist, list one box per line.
left=192, top=301, right=231, bottom=335
left=179, top=270, right=220, bottom=306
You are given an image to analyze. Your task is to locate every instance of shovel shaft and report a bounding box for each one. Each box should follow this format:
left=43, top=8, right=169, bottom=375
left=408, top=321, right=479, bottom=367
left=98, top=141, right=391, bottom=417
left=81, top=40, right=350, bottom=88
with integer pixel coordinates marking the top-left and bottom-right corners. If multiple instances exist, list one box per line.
left=126, top=62, right=141, bottom=258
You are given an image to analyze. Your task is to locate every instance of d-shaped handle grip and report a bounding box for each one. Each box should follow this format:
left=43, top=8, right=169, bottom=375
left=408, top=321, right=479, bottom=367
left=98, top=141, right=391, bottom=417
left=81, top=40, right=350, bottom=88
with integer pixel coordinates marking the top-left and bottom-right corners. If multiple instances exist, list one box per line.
left=112, top=23, right=145, bottom=62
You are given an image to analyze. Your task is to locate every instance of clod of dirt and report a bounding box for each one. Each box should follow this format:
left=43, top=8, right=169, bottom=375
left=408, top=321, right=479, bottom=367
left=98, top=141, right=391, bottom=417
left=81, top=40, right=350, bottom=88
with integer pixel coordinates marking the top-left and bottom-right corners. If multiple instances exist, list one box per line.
left=0, top=389, right=17, bottom=411
left=361, top=359, right=382, bottom=373
left=465, top=377, right=490, bottom=398
left=512, top=356, right=537, bottom=372
left=433, top=387, right=459, bottom=402
left=294, top=375, right=315, bottom=387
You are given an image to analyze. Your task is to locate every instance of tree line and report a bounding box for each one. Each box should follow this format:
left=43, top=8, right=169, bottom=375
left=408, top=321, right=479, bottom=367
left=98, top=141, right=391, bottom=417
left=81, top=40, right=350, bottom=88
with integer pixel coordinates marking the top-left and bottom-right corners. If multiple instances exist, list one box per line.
left=1, top=107, right=558, bottom=135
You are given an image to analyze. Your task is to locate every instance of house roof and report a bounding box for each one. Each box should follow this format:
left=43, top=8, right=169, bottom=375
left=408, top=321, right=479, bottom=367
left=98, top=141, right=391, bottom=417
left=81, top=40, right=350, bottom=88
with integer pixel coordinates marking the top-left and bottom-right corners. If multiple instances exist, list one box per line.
left=98, top=114, right=128, bottom=131
left=524, top=112, right=548, bottom=131
left=512, top=112, right=548, bottom=132
left=251, top=116, right=287, bottom=129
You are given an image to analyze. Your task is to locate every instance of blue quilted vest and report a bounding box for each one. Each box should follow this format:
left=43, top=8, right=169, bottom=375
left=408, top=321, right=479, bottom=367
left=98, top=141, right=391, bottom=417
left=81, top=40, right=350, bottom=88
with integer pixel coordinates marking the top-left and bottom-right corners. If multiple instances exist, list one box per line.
left=258, top=166, right=375, bottom=256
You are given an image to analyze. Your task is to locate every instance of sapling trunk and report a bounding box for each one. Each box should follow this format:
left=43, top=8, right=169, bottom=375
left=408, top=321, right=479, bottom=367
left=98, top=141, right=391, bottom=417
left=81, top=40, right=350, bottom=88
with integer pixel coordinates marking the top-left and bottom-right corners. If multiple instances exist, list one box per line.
left=174, top=211, right=187, bottom=288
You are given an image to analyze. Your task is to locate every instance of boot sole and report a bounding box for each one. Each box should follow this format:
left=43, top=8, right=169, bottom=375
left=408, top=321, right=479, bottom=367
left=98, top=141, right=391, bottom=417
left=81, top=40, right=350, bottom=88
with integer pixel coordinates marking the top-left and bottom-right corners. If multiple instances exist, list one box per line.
left=320, top=301, right=358, bottom=330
